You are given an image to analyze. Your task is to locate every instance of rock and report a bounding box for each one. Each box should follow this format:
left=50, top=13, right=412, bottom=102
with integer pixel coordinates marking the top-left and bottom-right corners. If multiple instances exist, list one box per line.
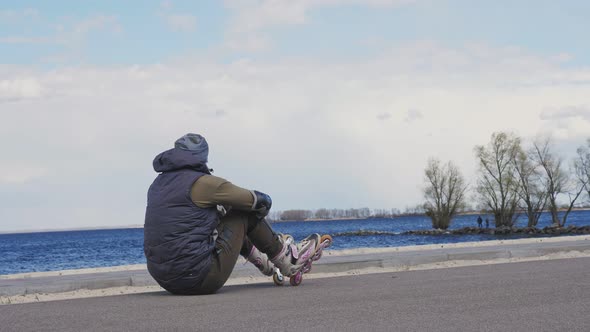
left=398, top=225, right=590, bottom=237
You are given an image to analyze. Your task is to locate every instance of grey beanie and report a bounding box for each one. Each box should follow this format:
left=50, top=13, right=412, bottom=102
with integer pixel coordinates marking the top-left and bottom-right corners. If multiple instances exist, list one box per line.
left=174, top=133, right=209, bottom=161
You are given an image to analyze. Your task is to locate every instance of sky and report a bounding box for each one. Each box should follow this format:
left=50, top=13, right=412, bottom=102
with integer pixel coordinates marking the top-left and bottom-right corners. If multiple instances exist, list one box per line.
left=1, top=0, right=590, bottom=232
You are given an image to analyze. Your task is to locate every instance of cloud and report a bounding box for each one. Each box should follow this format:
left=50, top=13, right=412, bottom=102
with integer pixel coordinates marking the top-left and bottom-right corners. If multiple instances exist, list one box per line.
left=223, top=0, right=414, bottom=51
left=551, top=53, right=574, bottom=63
left=0, top=164, right=48, bottom=184
left=163, top=14, right=197, bottom=32
left=0, top=8, right=39, bottom=22
left=540, top=105, right=590, bottom=121
left=2, top=42, right=590, bottom=231
left=160, top=1, right=173, bottom=10
left=539, top=106, right=590, bottom=139
left=225, top=34, right=271, bottom=52
left=405, top=109, right=423, bottom=123
left=157, top=2, right=197, bottom=33
left=376, top=112, right=391, bottom=120
left=0, top=78, right=46, bottom=102
left=0, top=15, right=121, bottom=46
left=63, top=15, right=122, bottom=41
left=0, top=36, right=57, bottom=44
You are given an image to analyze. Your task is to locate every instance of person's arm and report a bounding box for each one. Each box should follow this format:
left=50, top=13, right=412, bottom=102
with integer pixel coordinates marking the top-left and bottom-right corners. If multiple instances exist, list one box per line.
left=190, top=175, right=255, bottom=210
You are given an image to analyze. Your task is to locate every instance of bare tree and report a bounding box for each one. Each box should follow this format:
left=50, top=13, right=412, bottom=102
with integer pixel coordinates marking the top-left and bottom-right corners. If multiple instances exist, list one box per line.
left=532, top=137, right=585, bottom=227
left=403, top=204, right=426, bottom=215
left=358, top=207, right=371, bottom=218
left=423, top=158, right=468, bottom=229
left=314, top=208, right=331, bottom=219
left=280, top=209, right=313, bottom=221
left=267, top=211, right=282, bottom=222
left=513, top=146, right=548, bottom=227
left=474, top=132, right=521, bottom=227
left=576, top=138, right=590, bottom=202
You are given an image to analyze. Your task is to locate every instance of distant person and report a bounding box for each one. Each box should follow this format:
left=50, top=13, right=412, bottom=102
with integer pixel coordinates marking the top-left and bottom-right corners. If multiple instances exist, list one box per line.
left=485, top=218, right=489, bottom=229
left=477, top=216, right=483, bottom=228
left=144, top=133, right=322, bottom=294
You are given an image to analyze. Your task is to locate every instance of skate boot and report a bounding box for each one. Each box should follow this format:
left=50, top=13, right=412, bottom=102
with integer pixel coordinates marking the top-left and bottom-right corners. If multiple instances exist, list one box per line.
left=270, top=233, right=322, bottom=277
left=245, top=246, right=274, bottom=276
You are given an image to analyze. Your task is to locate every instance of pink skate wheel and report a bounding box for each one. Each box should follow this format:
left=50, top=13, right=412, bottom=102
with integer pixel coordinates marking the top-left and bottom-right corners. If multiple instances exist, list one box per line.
left=290, top=272, right=303, bottom=286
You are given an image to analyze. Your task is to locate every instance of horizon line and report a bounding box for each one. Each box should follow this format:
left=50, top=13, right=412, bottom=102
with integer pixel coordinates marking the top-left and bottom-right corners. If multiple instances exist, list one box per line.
left=0, top=224, right=144, bottom=236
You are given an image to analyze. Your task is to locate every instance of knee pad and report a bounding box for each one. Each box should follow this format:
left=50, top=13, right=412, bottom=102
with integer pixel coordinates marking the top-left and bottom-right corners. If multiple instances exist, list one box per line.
left=251, top=190, right=272, bottom=218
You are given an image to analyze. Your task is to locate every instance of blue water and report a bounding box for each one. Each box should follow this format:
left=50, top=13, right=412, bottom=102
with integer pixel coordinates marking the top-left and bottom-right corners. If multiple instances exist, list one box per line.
left=1, top=210, right=588, bottom=275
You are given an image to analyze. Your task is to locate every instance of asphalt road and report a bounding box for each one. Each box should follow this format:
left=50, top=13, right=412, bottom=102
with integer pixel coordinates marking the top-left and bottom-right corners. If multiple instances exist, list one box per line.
left=2, top=258, right=589, bottom=332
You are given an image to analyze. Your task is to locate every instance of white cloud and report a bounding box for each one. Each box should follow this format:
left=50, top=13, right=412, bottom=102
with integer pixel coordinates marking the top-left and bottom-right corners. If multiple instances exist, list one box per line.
left=0, top=15, right=121, bottom=47
left=539, top=105, right=590, bottom=140
left=0, top=36, right=56, bottom=44
left=0, top=78, right=46, bottom=102
left=1, top=42, right=590, bottom=231
left=63, top=15, right=122, bottom=42
left=163, top=14, right=197, bottom=32
left=223, top=0, right=414, bottom=51
left=376, top=112, right=392, bottom=120
left=540, top=105, right=590, bottom=121
left=157, top=1, right=197, bottom=33
left=0, top=164, right=48, bottom=184
left=225, top=34, right=271, bottom=51
left=0, top=8, right=39, bottom=22
left=160, top=1, right=173, bottom=10
left=405, top=109, right=423, bottom=123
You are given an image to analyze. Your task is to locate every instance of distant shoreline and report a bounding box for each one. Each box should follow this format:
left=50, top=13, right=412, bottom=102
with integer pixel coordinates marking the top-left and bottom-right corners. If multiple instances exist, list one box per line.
left=272, top=207, right=590, bottom=222
left=0, top=225, right=144, bottom=235
left=2, top=207, right=589, bottom=235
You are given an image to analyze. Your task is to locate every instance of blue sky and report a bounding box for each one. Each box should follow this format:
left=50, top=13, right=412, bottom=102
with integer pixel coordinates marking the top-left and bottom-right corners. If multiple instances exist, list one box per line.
left=2, top=1, right=589, bottom=65
left=1, top=0, right=226, bottom=65
left=1, top=0, right=590, bottom=232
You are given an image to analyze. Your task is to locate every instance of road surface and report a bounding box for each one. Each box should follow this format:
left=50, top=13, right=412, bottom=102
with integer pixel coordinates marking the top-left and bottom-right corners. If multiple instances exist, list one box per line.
left=2, top=258, right=589, bottom=331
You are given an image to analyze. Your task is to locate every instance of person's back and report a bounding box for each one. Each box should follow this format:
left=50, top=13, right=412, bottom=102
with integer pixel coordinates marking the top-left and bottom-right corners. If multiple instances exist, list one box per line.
left=144, top=135, right=218, bottom=292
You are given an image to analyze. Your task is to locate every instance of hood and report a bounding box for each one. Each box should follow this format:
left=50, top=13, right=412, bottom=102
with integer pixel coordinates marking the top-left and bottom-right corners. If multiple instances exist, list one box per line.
left=152, top=148, right=211, bottom=173
left=152, top=133, right=211, bottom=173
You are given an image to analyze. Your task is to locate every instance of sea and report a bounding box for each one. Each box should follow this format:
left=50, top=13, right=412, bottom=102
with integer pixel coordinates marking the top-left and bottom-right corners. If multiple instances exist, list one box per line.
left=1, top=210, right=589, bottom=276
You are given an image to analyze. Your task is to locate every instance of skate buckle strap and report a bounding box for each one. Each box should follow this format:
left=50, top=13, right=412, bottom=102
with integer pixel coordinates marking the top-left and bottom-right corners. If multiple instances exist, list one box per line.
left=290, top=244, right=299, bottom=260
left=251, top=257, right=263, bottom=269
left=299, top=248, right=313, bottom=262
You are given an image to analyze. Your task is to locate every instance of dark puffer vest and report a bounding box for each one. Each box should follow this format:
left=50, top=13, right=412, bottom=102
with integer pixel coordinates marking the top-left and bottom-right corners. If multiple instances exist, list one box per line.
left=144, top=147, right=219, bottom=293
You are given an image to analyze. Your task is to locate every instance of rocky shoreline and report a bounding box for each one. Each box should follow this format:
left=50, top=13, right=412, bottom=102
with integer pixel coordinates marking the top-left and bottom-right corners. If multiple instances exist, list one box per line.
left=404, top=225, right=590, bottom=236
left=335, top=225, right=590, bottom=237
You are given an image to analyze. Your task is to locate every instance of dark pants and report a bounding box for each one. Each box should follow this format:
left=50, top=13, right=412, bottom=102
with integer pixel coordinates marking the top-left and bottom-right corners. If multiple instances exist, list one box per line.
left=186, top=211, right=281, bottom=295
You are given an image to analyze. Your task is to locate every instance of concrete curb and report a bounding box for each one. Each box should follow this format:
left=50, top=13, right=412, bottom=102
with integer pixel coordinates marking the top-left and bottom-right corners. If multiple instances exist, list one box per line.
left=2, top=239, right=590, bottom=297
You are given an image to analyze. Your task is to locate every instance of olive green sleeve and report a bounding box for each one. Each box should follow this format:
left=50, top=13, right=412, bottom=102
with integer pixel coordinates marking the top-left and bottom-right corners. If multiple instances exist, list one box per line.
left=190, top=175, right=255, bottom=210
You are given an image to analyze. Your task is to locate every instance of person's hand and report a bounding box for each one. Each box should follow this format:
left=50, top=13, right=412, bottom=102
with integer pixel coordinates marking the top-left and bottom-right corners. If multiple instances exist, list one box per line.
left=252, top=190, right=272, bottom=219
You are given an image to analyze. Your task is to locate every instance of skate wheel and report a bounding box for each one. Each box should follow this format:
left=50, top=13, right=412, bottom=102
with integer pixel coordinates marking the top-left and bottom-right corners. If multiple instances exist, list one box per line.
left=290, top=273, right=303, bottom=286
left=273, top=273, right=284, bottom=286
left=320, top=234, right=333, bottom=248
